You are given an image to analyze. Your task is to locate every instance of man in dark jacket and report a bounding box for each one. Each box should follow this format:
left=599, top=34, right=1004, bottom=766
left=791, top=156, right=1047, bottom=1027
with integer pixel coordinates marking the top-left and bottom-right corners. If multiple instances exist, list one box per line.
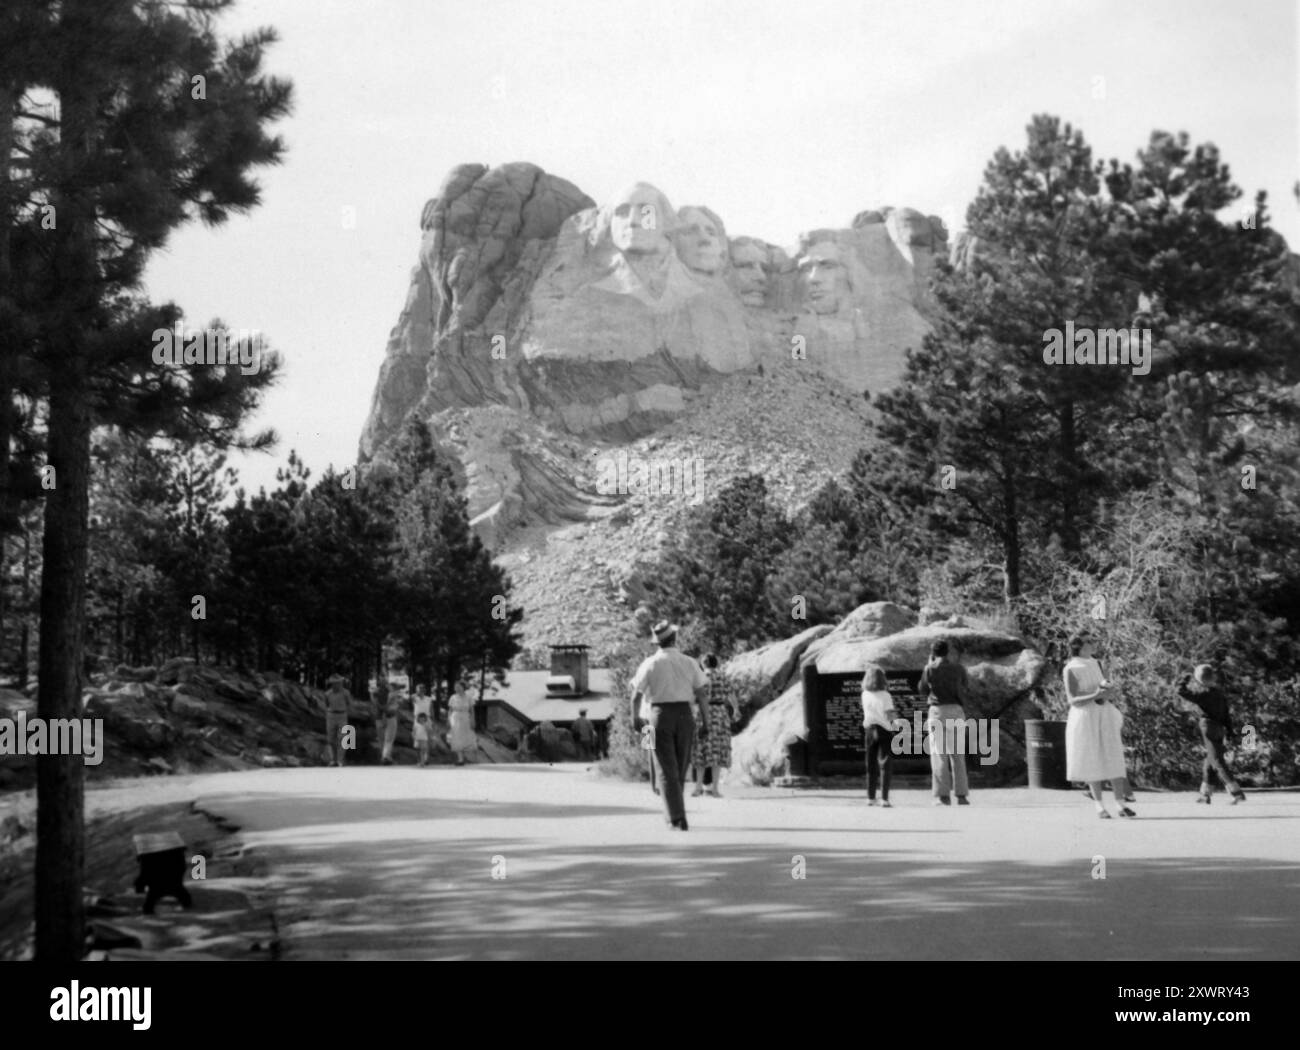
left=1178, top=664, right=1246, bottom=804
left=919, top=640, right=973, bottom=806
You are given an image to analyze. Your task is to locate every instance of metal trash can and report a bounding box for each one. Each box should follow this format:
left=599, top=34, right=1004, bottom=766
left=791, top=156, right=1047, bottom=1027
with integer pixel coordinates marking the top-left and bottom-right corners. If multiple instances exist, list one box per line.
left=1024, top=719, right=1068, bottom=789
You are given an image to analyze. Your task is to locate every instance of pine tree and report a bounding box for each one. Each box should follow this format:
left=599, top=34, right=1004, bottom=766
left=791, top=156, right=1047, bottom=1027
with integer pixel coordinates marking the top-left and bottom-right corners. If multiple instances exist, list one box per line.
left=9, top=0, right=290, bottom=961
left=648, top=474, right=793, bottom=654
left=158, top=442, right=236, bottom=662
left=390, top=454, right=521, bottom=701
left=87, top=431, right=169, bottom=665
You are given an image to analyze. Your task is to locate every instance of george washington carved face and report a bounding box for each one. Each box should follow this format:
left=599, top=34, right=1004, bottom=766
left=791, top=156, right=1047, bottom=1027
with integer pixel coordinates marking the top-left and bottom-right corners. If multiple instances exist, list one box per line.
left=609, top=182, right=675, bottom=256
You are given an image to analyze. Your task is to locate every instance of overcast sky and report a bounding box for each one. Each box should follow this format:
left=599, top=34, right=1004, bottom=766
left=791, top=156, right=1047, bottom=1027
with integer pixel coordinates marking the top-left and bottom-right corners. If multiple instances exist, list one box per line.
left=139, top=0, right=1300, bottom=495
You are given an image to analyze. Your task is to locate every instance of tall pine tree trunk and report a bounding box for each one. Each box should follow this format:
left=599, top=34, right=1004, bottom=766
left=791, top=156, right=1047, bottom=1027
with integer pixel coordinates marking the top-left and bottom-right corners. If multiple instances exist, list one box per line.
left=36, top=373, right=92, bottom=962
left=1059, top=399, right=1081, bottom=555
left=18, top=519, right=31, bottom=687
left=0, top=78, right=20, bottom=637
left=36, top=42, right=98, bottom=963
left=1002, top=460, right=1022, bottom=601
left=114, top=592, right=123, bottom=665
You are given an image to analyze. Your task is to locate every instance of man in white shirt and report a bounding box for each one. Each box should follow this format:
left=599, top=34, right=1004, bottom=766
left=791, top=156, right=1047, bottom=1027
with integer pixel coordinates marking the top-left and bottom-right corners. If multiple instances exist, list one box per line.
left=630, top=621, right=709, bottom=830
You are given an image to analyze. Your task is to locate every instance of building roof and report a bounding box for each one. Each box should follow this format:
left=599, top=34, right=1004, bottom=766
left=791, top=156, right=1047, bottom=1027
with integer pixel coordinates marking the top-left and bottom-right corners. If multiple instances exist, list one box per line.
left=482, top=669, right=615, bottom=725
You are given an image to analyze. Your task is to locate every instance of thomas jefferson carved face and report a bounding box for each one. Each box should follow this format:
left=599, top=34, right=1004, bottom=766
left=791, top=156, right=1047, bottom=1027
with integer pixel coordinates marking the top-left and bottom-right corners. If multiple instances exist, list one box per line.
left=729, top=239, right=769, bottom=306
left=609, top=183, right=674, bottom=256
left=798, top=241, right=850, bottom=315
left=674, top=206, right=727, bottom=274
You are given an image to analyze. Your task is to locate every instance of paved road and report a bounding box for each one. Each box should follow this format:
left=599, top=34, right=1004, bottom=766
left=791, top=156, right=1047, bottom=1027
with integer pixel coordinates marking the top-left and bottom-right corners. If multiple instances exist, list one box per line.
left=191, top=766, right=1300, bottom=960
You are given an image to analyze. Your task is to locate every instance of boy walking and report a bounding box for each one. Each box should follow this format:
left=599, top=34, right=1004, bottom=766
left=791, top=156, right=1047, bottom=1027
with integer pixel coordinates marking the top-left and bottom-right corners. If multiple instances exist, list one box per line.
left=1178, top=663, right=1246, bottom=804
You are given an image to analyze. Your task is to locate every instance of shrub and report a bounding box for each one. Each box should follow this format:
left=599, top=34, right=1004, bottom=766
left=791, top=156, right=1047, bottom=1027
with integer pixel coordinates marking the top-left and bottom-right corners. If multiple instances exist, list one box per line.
left=596, top=658, right=651, bottom=782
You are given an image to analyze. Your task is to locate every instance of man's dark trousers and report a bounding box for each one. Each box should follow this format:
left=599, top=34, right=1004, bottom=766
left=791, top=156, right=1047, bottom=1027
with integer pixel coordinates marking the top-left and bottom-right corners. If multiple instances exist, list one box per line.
left=651, top=703, right=695, bottom=824
left=1201, top=720, right=1240, bottom=794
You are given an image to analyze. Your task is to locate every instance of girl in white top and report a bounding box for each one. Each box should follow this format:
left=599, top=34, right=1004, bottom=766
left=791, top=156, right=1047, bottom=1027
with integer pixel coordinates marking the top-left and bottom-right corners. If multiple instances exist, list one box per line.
left=1063, top=635, right=1134, bottom=818
left=861, top=665, right=900, bottom=807
left=412, top=688, right=432, bottom=766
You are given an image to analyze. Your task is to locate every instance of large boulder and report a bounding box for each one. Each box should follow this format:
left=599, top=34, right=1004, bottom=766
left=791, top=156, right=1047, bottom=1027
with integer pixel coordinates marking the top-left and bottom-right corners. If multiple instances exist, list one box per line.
left=170, top=693, right=216, bottom=725
left=724, top=623, right=834, bottom=713
left=111, top=664, right=158, bottom=683
left=728, top=617, right=1047, bottom=785
left=84, top=690, right=175, bottom=754
left=813, top=623, right=1036, bottom=683
left=726, top=602, right=918, bottom=717
left=800, top=601, right=917, bottom=665
left=261, top=677, right=319, bottom=716
left=157, top=657, right=197, bottom=686
left=730, top=681, right=805, bottom=786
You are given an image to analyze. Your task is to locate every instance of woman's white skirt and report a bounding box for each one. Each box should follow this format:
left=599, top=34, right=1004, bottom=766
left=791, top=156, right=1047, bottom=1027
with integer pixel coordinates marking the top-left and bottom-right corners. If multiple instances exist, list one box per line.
left=448, top=711, right=475, bottom=751
left=1066, top=702, right=1127, bottom=781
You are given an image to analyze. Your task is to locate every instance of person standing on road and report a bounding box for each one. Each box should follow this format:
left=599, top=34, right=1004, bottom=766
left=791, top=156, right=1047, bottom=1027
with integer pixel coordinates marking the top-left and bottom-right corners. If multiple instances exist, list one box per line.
left=860, top=665, right=900, bottom=807
left=413, top=686, right=433, bottom=766
left=325, top=673, right=352, bottom=767
left=919, top=640, right=972, bottom=806
left=572, top=709, right=596, bottom=761
left=1064, top=635, right=1135, bottom=819
left=630, top=621, right=709, bottom=830
left=379, top=681, right=402, bottom=765
left=690, top=654, right=738, bottom=798
left=369, top=679, right=388, bottom=762
left=1178, top=663, right=1247, bottom=805
left=448, top=687, right=476, bottom=765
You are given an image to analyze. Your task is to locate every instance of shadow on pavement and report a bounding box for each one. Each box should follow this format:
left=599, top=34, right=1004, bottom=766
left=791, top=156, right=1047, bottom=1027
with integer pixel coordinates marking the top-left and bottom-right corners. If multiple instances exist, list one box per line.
left=241, top=823, right=1300, bottom=960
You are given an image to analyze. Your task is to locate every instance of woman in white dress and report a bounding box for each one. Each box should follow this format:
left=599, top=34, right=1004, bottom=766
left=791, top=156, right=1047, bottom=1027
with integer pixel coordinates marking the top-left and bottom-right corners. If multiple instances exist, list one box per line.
left=447, top=689, right=476, bottom=765
left=380, top=684, right=402, bottom=765
left=1064, top=635, right=1135, bottom=818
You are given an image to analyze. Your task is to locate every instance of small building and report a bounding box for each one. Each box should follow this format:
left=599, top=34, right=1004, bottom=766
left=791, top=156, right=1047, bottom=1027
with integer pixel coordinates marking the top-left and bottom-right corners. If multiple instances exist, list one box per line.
left=480, top=645, right=613, bottom=751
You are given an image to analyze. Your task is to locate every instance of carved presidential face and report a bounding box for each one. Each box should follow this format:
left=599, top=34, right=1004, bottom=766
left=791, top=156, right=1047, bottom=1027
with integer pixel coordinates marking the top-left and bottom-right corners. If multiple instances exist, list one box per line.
left=674, top=207, right=727, bottom=274
left=730, top=241, right=769, bottom=306
left=888, top=207, right=934, bottom=250
left=799, top=242, right=849, bottom=315
left=609, top=183, right=672, bottom=256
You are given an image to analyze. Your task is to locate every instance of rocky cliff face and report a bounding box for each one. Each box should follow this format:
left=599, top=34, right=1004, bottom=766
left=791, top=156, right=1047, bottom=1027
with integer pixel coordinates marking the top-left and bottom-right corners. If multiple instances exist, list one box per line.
left=360, top=162, right=948, bottom=652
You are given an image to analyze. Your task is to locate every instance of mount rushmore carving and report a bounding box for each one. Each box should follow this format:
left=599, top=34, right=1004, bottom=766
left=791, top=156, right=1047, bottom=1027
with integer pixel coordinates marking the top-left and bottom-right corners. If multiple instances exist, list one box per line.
left=359, top=161, right=951, bottom=543
left=362, top=161, right=949, bottom=453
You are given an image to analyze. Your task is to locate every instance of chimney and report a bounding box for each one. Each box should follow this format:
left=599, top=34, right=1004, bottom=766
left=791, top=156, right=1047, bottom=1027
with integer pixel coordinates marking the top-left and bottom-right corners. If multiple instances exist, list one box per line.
left=547, top=644, right=589, bottom=696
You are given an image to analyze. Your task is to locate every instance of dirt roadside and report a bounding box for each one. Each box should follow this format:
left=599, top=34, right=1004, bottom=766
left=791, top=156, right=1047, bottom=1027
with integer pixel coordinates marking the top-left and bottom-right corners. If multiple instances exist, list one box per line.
left=0, top=776, right=280, bottom=961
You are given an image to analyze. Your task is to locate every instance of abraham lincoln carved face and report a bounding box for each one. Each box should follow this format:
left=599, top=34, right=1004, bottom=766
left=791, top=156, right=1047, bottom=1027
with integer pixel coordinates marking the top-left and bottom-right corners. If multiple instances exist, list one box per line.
left=798, top=241, right=850, bottom=315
